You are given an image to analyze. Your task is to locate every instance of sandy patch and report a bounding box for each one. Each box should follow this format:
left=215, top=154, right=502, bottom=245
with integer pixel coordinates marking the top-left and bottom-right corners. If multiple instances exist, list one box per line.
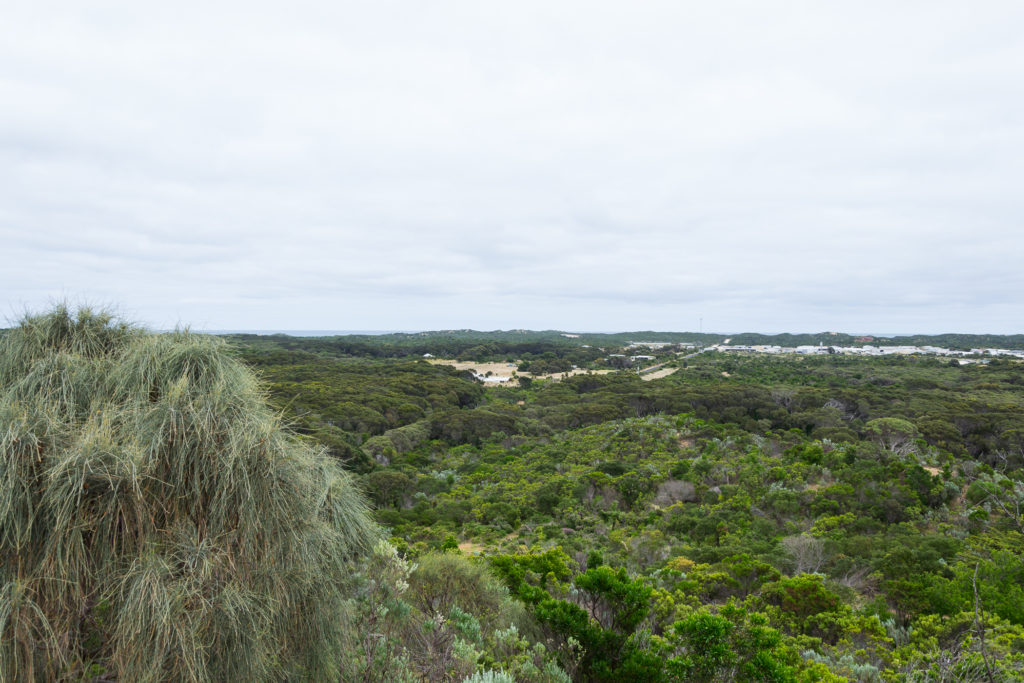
left=428, top=360, right=611, bottom=383
left=458, top=541, right=486, bottom=555
left=536, top=368, right=613, bottom=380
left=428, top=360, right=518, bottom=382
left=641, top=367, right=679, bottom=381
left=923, top=466, right=942, bottom=476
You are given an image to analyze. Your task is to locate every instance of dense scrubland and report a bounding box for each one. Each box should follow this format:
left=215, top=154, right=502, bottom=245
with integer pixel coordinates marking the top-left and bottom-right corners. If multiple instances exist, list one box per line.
left=227, top=330, right=1024, bottom=681
left=2, top=312, right=1023, bottom=681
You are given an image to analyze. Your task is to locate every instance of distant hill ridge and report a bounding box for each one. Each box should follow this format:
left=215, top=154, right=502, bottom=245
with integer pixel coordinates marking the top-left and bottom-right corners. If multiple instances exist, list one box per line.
left=9, top=325, right=1019, bottom=352
left=219, top=328, right=1024, bottom=351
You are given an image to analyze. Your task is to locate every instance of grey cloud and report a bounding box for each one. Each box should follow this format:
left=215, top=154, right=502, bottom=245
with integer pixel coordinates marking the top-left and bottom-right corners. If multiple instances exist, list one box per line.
left=2, top=1, right=1023, bottom=332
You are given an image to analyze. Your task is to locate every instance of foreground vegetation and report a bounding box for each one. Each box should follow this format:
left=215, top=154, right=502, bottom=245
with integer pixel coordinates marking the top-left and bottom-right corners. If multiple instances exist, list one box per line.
left=3, top=313, right=1023, bottom=680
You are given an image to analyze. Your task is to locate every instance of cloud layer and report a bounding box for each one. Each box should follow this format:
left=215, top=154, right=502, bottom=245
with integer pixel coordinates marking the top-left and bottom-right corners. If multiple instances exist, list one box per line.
left=3, top=1, right=1023, bottom=333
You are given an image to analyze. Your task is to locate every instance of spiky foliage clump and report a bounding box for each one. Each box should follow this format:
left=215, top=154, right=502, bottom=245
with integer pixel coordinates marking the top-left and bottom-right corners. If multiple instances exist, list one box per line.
left=0, top=306, right=378, bottom=681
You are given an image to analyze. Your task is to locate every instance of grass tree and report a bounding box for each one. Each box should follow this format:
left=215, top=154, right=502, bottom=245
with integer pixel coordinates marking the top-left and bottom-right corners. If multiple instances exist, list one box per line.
left=0, top=305, right=378, bottom=681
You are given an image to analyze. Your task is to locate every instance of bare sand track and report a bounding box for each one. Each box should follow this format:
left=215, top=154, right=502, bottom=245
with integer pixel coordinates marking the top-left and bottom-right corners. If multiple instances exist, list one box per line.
left=640, top=366, right=679, bottom=381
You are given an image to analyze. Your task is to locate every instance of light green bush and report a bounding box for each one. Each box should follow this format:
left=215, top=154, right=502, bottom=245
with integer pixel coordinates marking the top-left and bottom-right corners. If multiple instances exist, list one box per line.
left=462, top=670, right=516, bottom=683
left=0, top=306, right=378, bottom=681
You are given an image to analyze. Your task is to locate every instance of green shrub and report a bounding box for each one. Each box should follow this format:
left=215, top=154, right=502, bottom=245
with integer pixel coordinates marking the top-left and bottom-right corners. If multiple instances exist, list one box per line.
left=408, top=552, right=510, bottom=629
left=461, top=670, right=516, bottom=683
left=0, top=306, right=378, bottom=681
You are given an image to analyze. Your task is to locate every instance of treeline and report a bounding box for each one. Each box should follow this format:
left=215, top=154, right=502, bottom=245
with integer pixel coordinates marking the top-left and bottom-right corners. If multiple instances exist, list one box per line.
left=223, top=329, right=1024, bottom=361
left=227, top=333, right=607, bottom=365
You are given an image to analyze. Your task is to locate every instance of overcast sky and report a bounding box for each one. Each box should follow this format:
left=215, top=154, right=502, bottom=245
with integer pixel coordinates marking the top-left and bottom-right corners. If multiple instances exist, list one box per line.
left=2, top=2, right=1023, bottom=334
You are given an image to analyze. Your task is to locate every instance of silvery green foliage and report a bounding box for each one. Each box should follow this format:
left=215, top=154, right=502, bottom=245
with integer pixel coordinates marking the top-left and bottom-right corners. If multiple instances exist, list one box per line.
left=0, top=306, right=378, bottom=681
left=461, top=670, right=517, bottom=683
